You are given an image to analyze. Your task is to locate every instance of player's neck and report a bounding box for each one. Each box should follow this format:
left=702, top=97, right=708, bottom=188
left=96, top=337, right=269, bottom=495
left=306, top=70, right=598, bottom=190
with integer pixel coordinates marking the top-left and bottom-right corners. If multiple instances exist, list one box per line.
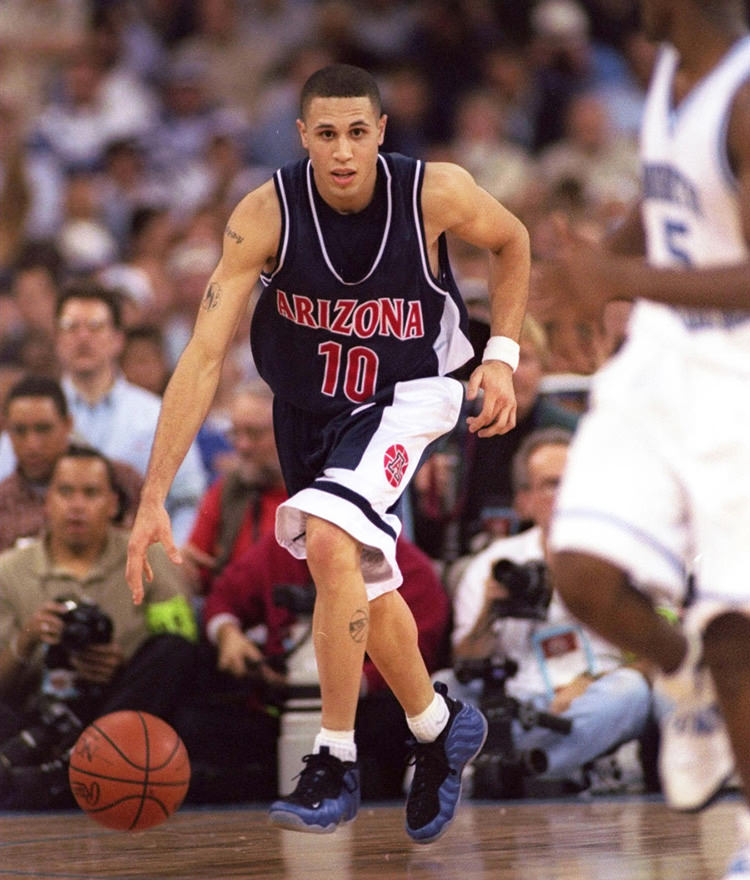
left=671, top=15, right=748, bottom=79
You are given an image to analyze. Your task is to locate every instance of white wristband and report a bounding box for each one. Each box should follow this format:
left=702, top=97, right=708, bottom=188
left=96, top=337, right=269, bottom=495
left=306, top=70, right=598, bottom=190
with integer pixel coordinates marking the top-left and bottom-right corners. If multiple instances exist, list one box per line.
left=482, top=336, right=520, bottom=372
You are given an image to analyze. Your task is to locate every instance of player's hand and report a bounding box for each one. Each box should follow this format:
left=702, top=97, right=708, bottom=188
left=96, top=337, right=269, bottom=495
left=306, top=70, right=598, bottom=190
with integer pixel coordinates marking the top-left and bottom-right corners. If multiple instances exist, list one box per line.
left=465, top=360, right=517, bottom=437
left=126, top=499, right=181, bottom=606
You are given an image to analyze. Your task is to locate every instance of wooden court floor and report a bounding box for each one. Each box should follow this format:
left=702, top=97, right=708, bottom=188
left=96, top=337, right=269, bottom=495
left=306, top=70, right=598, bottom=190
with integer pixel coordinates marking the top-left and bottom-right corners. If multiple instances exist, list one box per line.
left=0, top=795, right=743, bottom=880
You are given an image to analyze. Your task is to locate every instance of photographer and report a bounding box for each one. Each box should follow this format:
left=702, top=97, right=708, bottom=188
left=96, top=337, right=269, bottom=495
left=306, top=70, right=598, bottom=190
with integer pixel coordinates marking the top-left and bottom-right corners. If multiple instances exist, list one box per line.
left=440, top=427, right=653, bottom=793
left=0, top=445, right=197, bottom=809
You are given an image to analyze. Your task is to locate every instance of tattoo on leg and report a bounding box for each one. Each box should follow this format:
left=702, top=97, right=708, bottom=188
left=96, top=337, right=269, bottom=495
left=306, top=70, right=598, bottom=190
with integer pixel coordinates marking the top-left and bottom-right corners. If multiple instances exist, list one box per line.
left=202, top=282, right=221, bottom=311
left=349, top=608, right=369, bottom=643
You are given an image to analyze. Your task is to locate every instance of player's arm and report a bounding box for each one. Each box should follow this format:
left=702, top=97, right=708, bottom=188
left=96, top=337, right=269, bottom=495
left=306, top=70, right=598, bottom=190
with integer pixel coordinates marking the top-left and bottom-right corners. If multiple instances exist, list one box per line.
left=126, top=182, right=280, bottom=603
left=562, top=83, right=750, bottom=310
left=422, top=162, right=530, bottom=437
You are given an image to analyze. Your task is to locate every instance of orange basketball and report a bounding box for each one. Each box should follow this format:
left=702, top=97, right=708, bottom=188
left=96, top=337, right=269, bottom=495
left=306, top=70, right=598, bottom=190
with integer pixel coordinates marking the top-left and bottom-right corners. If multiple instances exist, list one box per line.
left=68, top=710, right=191, bottom=831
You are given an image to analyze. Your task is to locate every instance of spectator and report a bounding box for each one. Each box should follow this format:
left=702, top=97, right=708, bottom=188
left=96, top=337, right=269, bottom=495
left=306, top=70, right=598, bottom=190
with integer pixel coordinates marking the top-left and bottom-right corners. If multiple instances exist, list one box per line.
left=0, top=445, right=197, bottom=809
left=192, top=532, right=450, bottom=801
left=0, top=376, right=144, bottom=551
left=183, top=380, right=287, bottom=593
left=436, top=428, right=653, bottom=794
left=120, top=323, right=171, bottom=397
left=537, top=90, right=640, bottom=213
left=55, top=279, right=207, bottom=544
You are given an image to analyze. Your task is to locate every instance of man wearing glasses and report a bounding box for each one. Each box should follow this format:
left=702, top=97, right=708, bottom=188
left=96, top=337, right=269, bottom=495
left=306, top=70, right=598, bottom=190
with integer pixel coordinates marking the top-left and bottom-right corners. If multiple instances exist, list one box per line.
left=55, top=281, right=206, bottom=545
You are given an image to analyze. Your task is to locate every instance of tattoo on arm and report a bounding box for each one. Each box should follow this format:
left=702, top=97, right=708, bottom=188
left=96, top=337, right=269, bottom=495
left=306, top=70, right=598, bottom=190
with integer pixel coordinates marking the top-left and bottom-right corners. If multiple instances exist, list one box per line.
left=349, top=608, right=369, bottom=643
left=225, top=224, right=244, bottom=245
left=202, top=282, right=221, bottom=311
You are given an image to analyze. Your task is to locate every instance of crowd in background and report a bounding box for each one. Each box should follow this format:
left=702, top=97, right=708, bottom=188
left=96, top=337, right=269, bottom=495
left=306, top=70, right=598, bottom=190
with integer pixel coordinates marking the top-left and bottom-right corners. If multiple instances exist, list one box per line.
left=1, top=0, right=739, bottom=806
left=0, top=0, right=663, bottom=398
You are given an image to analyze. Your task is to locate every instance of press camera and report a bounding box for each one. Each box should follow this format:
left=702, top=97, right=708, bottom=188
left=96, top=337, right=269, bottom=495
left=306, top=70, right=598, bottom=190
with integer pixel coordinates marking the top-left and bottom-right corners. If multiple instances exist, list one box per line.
left=454, top=653, right=571, bottom=799
left=490, top=558, right=552, bottom=621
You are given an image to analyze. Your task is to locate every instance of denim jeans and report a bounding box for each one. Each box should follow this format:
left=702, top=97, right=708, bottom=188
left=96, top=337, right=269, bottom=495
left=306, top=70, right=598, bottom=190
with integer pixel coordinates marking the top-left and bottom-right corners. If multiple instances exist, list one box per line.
left=437, top=665, right=652, bottom=778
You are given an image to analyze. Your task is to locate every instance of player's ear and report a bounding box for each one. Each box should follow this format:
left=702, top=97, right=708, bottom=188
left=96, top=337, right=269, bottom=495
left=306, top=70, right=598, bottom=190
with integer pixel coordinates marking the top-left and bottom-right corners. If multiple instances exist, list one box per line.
left=377, top=114, right=387, bottom=146
left=296, top=118, right=309, bottom=150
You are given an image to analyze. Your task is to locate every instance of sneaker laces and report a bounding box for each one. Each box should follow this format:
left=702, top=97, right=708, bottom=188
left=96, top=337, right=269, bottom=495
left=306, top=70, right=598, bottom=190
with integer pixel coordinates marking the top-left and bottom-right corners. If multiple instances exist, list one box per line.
left=288, top=750, right=356, bottom=807
left=406, top=737, right=454, bottom=826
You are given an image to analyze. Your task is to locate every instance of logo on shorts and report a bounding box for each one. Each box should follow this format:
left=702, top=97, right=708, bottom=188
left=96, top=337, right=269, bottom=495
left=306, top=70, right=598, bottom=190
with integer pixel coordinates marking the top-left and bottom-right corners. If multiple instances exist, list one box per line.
left=384, top=444, right=409, bottom=487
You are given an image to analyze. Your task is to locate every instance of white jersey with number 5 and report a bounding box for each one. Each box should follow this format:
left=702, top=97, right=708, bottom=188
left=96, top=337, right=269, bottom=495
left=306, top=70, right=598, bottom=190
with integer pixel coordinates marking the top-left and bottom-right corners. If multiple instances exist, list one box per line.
left=632, top=35, right=750, bottom=370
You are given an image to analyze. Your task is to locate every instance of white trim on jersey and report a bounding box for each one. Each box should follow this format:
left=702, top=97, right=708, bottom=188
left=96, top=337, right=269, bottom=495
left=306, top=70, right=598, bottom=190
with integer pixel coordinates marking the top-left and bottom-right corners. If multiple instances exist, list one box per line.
left=306, top=155, right=392, bottom=286
left=411, top=159, right=452, bottom=296
left=259, top=169, right=291, bottom=284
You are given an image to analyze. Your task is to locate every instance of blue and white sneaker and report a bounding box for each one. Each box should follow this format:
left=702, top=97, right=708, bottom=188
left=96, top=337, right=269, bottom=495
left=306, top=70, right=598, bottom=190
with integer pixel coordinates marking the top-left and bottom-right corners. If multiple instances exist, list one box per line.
left=656, top=633, right=734, bottom=812
left=405, top=681, right=488, bottom=844
left=268, top=747, right=360, bottom=833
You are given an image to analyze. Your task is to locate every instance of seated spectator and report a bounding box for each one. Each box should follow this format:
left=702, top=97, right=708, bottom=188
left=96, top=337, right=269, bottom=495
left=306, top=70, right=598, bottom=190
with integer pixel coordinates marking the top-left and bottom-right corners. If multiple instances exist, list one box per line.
left=186, top=532, right=450, bottom=802
left=54, top=279, right=207, bottom=544
left=435, top=428, right=653, bottom=796
left=182, top=381, right=287, bottom=593
left=0, top=376, right=144, bottom=551
left=0, top=445, right=197, bottom=809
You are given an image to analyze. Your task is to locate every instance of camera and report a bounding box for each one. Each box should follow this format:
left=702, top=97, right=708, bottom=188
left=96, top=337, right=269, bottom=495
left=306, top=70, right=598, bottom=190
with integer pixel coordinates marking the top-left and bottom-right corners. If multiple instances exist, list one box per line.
left=41, top=598, right=113, bottom=703
left=454, top=653, right=571, bottom=799
left=55, top=597, right=113, bottom=652
left=490, top=559, right=552, bottom=621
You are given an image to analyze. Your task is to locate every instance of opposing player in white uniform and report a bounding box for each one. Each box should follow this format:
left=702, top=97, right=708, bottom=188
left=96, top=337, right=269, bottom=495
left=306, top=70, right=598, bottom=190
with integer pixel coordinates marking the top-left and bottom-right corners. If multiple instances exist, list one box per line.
left=546, top=1, right=750, bottom=877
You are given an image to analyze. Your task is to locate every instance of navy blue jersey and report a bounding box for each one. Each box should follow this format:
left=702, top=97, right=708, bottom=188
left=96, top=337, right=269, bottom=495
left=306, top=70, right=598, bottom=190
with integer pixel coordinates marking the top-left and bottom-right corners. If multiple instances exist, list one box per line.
left=252, top=152, right=473, bottom=416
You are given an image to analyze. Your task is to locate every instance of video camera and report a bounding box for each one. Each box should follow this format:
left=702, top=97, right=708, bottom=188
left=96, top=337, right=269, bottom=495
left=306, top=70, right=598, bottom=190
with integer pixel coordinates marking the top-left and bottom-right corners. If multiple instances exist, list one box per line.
left=490, top=559, right=552, bottom=621
left=454, top=653, right=571, bottom=798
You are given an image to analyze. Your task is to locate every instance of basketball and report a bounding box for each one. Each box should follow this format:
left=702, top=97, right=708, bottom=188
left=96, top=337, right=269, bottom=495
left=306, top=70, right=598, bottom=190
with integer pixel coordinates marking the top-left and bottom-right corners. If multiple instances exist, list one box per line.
left=68, top=710, right=191, bottom=831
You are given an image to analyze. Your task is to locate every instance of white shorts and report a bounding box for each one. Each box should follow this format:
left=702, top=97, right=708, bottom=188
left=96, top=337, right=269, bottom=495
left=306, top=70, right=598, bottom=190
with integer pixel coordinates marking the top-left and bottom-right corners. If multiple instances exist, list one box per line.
left=549, top=329, right=750, bottom=609
left=276, top=376, right=463, bottom=601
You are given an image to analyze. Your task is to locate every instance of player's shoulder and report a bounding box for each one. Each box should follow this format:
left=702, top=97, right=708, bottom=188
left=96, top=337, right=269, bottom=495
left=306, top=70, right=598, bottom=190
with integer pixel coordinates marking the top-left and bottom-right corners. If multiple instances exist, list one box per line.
left=421, top=161, right=478, bottom=223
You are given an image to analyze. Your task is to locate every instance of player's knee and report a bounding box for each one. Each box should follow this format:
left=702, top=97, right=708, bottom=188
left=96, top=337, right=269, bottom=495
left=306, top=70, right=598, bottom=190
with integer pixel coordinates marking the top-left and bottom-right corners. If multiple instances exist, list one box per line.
left=305, top=517, right=360, bottom=583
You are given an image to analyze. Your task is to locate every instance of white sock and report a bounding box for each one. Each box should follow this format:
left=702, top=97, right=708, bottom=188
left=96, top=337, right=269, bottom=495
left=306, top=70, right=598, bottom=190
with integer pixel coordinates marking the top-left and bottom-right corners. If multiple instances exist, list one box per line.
left=314, top=728, right=357, bottom=763
left=407, top=692, right=450, bottom=743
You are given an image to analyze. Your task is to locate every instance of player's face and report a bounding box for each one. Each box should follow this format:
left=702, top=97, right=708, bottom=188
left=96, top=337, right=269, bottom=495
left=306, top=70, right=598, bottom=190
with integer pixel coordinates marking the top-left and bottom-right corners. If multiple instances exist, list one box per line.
left=297, top=96, right=386, bottom=213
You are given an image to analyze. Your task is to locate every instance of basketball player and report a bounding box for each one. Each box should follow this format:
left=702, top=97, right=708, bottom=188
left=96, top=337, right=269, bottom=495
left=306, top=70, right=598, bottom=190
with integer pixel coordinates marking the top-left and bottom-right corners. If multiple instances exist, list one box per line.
left=546, top=2, right=750, bottom=877
left=125, top=64, right=530, bottom=841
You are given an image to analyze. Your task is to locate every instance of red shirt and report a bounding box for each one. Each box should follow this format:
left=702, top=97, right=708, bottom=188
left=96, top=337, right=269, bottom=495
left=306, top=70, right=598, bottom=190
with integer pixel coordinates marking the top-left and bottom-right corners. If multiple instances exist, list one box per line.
left=187, top=475, right=288, bottom=591
left=204, top=533, right=450, bottom=696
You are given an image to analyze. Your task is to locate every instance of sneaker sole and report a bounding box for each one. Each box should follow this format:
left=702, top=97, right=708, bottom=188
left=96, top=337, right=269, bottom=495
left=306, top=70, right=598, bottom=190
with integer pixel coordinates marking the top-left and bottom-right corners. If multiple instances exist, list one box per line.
left=660, top=763, right=735, bottom=813
left=407, top=711, right=489, bottom=845
left=268, top=808, right=357, bottom=834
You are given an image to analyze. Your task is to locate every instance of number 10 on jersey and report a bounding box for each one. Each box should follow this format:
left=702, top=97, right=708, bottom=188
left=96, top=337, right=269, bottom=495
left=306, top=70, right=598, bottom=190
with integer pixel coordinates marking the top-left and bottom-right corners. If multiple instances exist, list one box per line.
left=318, top=341, right=379, bottom=403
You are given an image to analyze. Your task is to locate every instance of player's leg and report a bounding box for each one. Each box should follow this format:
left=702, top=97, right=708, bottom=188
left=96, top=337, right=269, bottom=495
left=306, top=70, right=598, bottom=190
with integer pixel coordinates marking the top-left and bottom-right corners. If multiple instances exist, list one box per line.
left=552, top=551, right=686, bottom=673
left=366, top=589, right=487, bottom=843
left=269, top=515, right=364, bottom=833
left=703, top=612, right=750, bottom=879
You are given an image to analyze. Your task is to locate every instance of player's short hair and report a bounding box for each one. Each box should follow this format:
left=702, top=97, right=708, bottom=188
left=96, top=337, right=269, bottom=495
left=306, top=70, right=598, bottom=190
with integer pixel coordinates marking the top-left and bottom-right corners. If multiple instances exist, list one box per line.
left=299, top=64, right=382, bottom=119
